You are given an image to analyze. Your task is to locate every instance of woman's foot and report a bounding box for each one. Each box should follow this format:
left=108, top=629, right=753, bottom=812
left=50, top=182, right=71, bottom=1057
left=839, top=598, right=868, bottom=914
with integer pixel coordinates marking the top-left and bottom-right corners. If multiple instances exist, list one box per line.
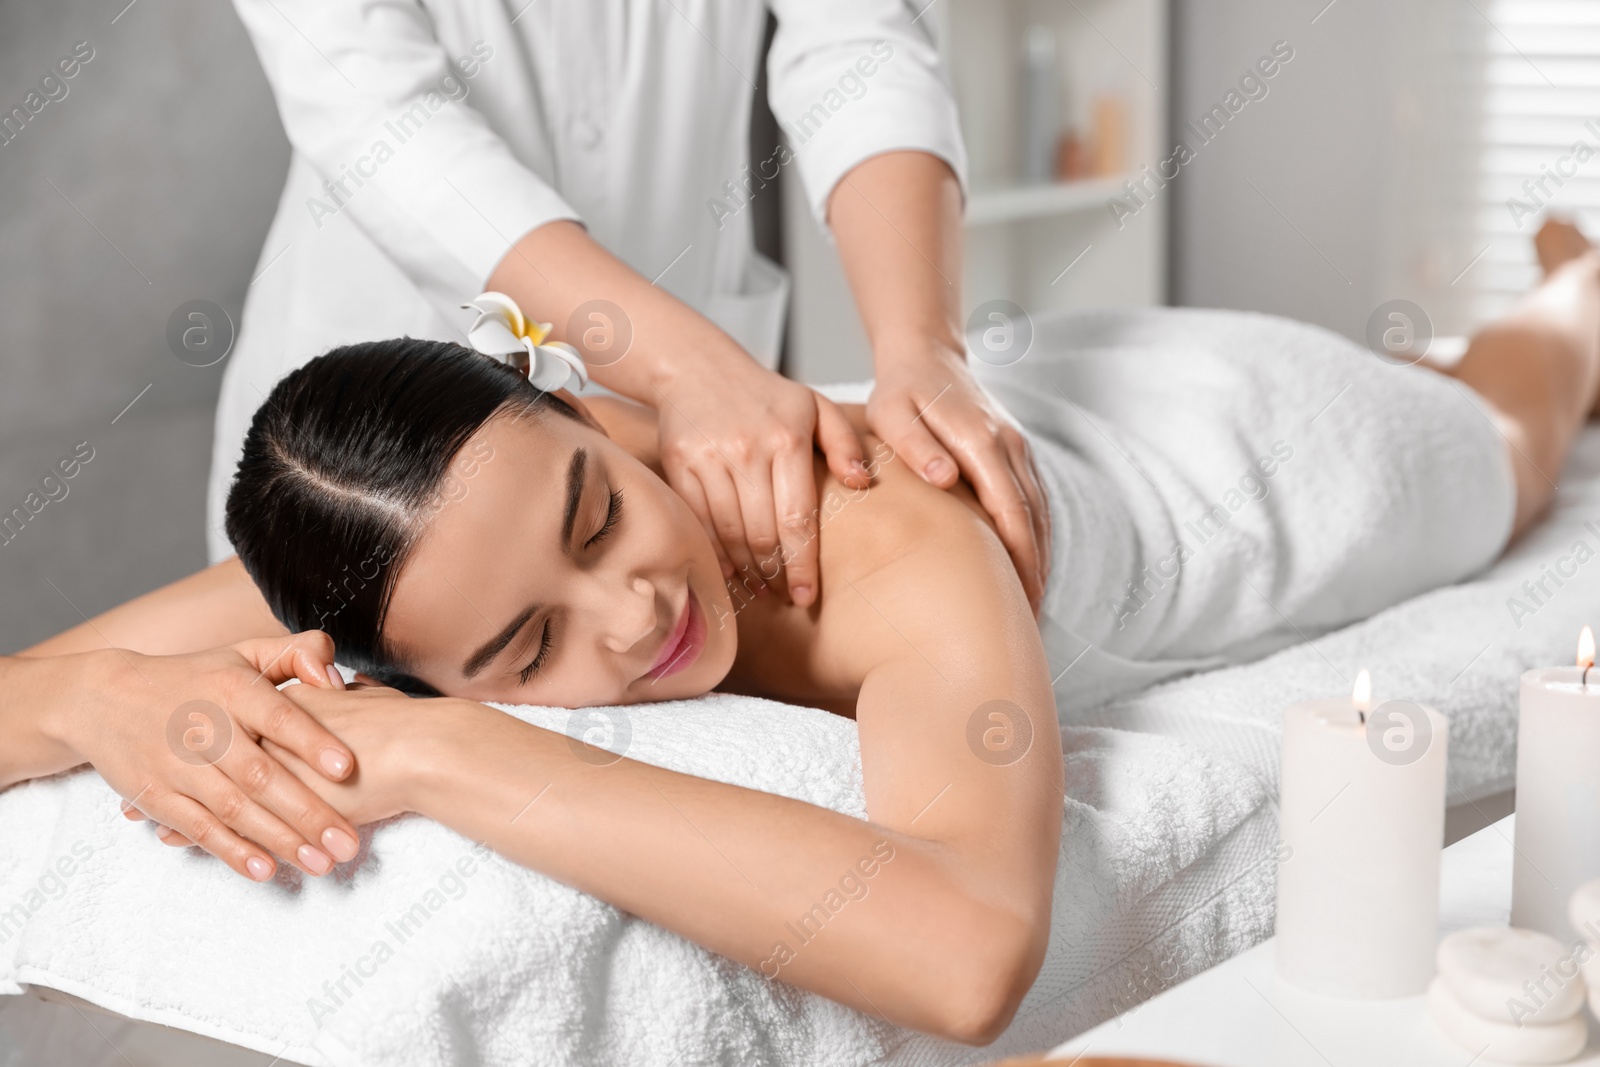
left=1530, top=218, right=1600, bottom=416
left=1536, top=217, right=1594, bottom=277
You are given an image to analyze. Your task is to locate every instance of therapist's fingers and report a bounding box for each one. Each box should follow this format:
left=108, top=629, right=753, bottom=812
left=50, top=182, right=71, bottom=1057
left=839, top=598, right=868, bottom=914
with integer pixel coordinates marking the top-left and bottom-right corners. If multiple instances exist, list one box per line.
left=883, top=395, right=961, bottom=489
left=813, top=394, right=870, bottom=489
left=1003, top=428, right=1052, bottom=613
left=772, top=444, right=823, bottom=607
left=699, top=466, right=760, bottom=588
left=941, top=422, right=1045, bottom=613
left=733, top=457, right=782, bottom=587
left=670, top=469, right=734, bottom=581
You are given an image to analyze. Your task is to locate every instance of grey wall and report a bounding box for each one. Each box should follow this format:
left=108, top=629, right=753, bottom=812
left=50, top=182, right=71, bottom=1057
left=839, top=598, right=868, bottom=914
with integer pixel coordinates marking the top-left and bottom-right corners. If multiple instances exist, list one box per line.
left=1170, top=0, right=1484, bottom=339
left=0, top=0, right=288, bottom=652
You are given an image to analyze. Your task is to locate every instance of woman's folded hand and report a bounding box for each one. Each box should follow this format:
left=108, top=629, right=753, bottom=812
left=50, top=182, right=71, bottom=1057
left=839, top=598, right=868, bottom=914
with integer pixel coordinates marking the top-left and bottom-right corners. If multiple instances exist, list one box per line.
left=256, top=678, right=443, bottom=829
left=46, top=631, right=365, bottom=882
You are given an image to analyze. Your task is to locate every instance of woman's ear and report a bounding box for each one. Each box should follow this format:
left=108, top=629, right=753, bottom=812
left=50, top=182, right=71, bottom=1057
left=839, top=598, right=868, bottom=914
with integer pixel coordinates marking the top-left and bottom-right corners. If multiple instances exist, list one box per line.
left=552, top=389, right=610, bottom=437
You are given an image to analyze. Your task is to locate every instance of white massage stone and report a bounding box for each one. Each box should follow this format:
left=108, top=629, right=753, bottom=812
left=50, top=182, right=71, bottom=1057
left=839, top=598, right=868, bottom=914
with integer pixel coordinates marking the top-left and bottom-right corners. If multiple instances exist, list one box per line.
left=1437, top=927, right=1586, bottom=1026
left=1429, top=977, right=1587, bottom=1064
left=1580, top=946, right=1600, bottom=994
left=1569, top=879, right=1600, bottom=942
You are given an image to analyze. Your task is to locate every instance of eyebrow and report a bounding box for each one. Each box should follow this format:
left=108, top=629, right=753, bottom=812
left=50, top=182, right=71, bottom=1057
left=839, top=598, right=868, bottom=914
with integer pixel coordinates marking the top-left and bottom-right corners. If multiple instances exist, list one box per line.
left=561, top=446, right=587, bottom=550
left=459, top=446, right=587, bottom=680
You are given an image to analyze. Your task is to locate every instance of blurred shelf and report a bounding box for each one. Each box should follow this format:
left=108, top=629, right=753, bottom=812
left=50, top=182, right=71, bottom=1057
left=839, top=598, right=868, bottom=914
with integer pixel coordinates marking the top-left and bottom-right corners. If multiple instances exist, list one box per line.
left=966, top=175, right=1130, bottom=226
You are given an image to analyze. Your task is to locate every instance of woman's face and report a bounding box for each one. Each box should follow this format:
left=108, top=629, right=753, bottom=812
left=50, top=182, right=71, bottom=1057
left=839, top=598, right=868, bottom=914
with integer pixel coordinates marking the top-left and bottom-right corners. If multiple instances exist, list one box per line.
left=379, top=407, right=737, bottom=707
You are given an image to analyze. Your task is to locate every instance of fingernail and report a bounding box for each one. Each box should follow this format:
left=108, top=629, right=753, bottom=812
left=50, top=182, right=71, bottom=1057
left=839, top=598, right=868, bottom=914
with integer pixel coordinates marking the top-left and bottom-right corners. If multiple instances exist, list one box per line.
left=850, top=460, right=870, bottom=482
left=322, top=827, right=358, bottom=863
left=319, top=748, right=351, bottom=778
left=721, top=560, right=735, bottom=579
left=924, top=459, right=953, bottom=483
left=325, top=663, right=346, bottom=690
left=246, top=856, right=274, bottom=882
left=792, top=584, right=812, bottom=604
left=298, top=844, right=333, bottom=875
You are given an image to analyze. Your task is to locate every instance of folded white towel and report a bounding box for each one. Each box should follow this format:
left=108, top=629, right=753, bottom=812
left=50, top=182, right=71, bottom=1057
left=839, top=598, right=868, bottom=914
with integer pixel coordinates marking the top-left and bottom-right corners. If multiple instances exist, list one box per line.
left=0, top=690, right=1269, bottom=1067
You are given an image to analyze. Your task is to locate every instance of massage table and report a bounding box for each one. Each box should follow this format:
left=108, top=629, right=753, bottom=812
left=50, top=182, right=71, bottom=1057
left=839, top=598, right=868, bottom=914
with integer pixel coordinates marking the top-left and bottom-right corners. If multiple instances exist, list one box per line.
left=2, top=421, right=1594, bottom=1067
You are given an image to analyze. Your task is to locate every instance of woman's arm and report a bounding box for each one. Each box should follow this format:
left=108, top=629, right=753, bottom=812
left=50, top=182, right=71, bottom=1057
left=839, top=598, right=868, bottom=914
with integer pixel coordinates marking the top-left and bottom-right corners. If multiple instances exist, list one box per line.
left=280, top=679, right=1051, bottom=1045
left=19, top=557, right=287, bottom=658
left=279, top=465, right=1061, bottom=1044
left=5, top=561, right=364, bottom=881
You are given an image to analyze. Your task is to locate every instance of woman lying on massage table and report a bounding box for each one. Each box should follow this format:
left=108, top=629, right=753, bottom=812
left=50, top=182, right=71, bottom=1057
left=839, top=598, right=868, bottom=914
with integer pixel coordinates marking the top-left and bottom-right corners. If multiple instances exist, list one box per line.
left=5, top=220, right=1600, bottom=1044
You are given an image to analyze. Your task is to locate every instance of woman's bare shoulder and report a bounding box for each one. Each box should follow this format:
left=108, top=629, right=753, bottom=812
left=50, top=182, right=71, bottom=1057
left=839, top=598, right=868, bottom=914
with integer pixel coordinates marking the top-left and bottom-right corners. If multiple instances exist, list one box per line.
left=801, top=417, right=1021, bottom=675
left=821, top=405, right=1000, bottom=569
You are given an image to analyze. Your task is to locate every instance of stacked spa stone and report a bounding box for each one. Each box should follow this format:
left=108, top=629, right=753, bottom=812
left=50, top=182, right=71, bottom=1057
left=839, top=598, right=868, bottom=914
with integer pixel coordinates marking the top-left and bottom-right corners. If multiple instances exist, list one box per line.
left=1429, top=926, right=1588, bottom=1064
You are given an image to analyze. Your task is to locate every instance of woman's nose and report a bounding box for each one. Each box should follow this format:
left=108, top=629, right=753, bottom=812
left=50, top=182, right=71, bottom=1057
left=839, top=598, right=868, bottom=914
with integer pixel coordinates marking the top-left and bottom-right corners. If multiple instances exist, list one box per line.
left=600, top=575, right=658, bottom=655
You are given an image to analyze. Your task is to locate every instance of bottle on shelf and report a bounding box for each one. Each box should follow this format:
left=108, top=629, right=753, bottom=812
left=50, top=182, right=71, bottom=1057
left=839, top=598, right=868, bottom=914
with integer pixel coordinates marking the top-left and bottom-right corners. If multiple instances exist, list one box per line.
left=1018, top=24, right=1059, bottom=186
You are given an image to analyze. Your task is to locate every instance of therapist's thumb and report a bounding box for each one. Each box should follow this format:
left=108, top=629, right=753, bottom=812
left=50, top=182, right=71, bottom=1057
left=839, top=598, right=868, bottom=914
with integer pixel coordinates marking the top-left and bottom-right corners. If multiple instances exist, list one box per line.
left=813, top=395, right=869, bottom=489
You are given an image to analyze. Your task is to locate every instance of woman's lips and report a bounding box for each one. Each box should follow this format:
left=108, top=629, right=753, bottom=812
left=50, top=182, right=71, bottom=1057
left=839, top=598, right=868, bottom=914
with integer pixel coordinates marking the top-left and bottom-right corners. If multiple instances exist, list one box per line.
left=646, top=589, right=706, bottom=681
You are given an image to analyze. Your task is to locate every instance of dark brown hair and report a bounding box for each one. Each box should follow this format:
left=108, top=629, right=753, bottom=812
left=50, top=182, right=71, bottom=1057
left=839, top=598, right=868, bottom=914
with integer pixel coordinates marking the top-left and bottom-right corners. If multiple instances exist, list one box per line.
left=224, top=338, right=576, bottom=695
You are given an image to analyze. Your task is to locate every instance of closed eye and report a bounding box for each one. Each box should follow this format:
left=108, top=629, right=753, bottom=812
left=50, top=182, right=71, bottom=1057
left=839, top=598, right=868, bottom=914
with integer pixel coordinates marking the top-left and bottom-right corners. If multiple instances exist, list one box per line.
left=518, top=489, right=620, bottom=685
left=585, top=488, right=623, bottom=549
left=518, top=619, right=552, bottom=685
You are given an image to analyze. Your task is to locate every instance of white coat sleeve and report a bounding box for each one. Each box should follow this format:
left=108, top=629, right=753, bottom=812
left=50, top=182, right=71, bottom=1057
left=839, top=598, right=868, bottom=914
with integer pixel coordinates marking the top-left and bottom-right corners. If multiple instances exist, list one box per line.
left=764, top=0, right=969, bottom=224
left=230, top=0, right=579, bottom=305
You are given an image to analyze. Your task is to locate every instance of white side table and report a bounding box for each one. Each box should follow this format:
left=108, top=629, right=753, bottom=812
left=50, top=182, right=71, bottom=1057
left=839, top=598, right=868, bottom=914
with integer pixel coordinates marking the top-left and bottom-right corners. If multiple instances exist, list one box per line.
left=1048, top=815, right=1600, bottom=1065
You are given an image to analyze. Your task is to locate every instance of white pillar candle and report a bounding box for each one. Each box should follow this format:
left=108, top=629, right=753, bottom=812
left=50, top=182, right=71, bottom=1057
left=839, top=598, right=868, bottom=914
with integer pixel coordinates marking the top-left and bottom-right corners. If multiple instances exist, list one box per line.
left=1513, top=627, right=1600, bottom=941
left=1276, top=670, right=1450, bottom=997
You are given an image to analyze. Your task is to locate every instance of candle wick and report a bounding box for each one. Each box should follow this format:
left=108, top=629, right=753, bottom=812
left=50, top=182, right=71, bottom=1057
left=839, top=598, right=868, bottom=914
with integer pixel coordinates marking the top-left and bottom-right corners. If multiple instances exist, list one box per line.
left=1358, top=710, right=1366, bottom=725
left=1585, top=664, right=1592, bottom=688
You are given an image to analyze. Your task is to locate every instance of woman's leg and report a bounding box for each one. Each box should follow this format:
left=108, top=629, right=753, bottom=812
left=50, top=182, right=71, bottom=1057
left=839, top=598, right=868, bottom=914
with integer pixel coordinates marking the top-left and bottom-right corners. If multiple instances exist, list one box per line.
left=1442, top=219, right=1600, bottom=538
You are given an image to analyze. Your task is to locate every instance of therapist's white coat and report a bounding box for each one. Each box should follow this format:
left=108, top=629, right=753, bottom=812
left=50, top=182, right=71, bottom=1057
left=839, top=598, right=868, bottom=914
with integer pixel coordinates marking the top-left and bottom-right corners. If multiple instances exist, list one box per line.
left=208, top=0, right=968, bottom=563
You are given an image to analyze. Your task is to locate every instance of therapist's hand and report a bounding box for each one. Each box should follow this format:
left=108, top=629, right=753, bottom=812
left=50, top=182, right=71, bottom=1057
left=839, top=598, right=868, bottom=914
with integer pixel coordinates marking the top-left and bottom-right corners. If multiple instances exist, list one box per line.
left=867, top=340, right=1051, bottom=615
left=654, top=357, right=869, bottom=607
left=54, top=632, right=364, bottom=881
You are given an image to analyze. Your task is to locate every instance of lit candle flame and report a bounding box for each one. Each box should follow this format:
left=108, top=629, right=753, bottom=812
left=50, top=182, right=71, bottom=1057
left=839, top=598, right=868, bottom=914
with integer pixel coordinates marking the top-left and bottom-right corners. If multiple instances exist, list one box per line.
left=1352, top=668, right=1373, bottom=715
left=1581, top=626, right=1596, bottom=670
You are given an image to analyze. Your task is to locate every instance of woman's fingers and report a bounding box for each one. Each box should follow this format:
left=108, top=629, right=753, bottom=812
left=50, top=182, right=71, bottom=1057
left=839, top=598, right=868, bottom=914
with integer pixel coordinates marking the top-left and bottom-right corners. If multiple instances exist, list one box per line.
left=156, top=825, right=194, bottom=848
left=237, top=631, right=344, bottom=692
left=186, top=757, right=343, bottom=875
left=127, top=788, right=278, bottom=883
left=218, top=690, right=362, bottom=864
left=232, top=635, right=355, bottom=782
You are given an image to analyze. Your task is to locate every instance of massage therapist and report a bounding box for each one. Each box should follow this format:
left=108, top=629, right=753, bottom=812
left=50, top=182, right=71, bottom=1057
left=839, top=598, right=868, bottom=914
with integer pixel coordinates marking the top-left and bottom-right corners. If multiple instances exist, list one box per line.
left=209, top=0, right=1050, bottom=610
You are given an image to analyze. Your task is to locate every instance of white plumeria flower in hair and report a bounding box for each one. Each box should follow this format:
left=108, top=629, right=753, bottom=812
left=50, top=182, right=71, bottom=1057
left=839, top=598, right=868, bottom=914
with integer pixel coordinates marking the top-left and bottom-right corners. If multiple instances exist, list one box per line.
left=460, top=291, right=590, bottom=392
